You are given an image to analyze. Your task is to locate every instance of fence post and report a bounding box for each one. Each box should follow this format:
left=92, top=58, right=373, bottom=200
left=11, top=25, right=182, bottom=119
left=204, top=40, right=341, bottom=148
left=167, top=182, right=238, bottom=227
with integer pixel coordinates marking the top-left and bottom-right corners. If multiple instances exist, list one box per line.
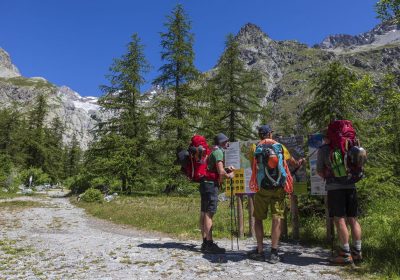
left=247, top=194, right=255, bottom=237
left=237, top=194, right=244, bottom=238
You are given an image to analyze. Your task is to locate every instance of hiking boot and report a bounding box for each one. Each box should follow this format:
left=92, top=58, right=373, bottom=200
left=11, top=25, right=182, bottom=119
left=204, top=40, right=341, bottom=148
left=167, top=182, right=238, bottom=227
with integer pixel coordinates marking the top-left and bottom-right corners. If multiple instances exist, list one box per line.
left=200, top=242, right=206, bottom=252
left=267, top=250, right=281, bottom=264
left=247, top=249, right=265, bottom=262
left=329, top=249, right=353, bottom=265
left=203, top=241, right=226, bottom=254
left=351, top=247, right=363, bottom=264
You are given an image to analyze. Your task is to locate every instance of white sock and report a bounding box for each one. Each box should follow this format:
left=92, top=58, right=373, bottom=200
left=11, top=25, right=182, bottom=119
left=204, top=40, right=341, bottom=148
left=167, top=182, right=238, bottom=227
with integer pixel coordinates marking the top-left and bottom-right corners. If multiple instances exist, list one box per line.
left=341, top=243, right=350, bottom=252
left=354, top=240, right=362, bottom=251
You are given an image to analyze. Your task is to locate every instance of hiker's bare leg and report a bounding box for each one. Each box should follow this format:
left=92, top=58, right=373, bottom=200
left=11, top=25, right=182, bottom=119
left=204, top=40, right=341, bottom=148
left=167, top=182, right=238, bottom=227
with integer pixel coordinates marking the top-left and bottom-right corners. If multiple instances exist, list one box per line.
left=271, top=217, right=281, bottom=249
left=200, top=212, right=206, bottom=239
left=204, top=212, right=214, bottom=240
left=334, top=217, right=349, bottom=246
left=255, top=218, right=264, bottom=253
left=347, top=217, right=361, bottom=241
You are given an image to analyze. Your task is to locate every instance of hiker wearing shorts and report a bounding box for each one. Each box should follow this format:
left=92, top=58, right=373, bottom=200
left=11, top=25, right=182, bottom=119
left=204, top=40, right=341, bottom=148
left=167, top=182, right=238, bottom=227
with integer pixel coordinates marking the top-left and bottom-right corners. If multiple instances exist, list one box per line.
left=200, top=133, right=234, bottom=254
left=248, top=125, right=303, bottom=263
left=317, top=131, right=362, bottom=265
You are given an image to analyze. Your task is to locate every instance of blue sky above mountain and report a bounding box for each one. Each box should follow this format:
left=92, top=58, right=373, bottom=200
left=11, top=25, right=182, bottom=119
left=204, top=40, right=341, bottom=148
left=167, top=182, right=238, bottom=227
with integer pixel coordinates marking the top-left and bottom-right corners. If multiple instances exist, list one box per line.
left=0, top=0, right=380, bottom=96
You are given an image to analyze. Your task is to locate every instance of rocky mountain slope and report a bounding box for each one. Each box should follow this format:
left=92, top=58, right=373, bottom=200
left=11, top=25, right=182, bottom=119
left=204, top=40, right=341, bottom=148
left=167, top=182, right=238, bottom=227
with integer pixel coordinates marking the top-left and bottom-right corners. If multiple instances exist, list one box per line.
left=0, top=20, right=398, bottom=147
left=0, top=50, right=103, bottom=150
left=233, top=21, right=400, bottom=132
left=320, top=20, right=400, bottom=51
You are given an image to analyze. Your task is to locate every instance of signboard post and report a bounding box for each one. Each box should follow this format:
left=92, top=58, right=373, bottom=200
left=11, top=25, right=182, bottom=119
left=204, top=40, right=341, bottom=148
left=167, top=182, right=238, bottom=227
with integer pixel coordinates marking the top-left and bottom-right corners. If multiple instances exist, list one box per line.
left=224, top=142, right=245, bottom=238
left=308, top=134, right=333, bottom=244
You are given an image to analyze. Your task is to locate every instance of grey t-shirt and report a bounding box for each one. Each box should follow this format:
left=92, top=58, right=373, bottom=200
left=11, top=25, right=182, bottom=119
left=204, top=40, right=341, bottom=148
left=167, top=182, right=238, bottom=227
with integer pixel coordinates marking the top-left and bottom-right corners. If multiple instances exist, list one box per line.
left=316, top=144, right=355, bottom=191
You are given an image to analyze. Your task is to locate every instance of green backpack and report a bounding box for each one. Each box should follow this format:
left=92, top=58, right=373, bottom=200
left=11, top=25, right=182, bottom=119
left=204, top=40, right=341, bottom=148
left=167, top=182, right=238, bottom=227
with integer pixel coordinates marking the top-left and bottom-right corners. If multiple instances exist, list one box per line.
left=331, top=149, right=347, bottom=177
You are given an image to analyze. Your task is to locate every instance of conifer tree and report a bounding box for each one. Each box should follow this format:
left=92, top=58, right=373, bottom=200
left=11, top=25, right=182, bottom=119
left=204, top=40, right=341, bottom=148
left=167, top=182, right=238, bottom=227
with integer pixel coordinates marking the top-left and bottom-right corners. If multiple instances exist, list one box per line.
left=377, top=74, right=400, bottom=177
left=44, top=117, right=65, bottom=181
left=26, top=94, right=48, bottom=168
left=302, top=61, right=356, bottom=129
left=65, top=133, right=82, bottom=178
left=205, top=34, right=264, bottom=141
left=153, top=4, right=198, bottom=148
left=376, top=0, right=400, bottom=23
left=87, top=33, right=151, bottom=193
left=302, top=61, right=374, bottom=130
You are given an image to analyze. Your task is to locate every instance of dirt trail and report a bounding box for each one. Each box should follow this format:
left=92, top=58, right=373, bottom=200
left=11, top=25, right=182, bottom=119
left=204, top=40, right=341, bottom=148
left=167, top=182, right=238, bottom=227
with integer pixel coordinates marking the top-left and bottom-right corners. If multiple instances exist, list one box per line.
left=0, top=195, right=342, bottom=280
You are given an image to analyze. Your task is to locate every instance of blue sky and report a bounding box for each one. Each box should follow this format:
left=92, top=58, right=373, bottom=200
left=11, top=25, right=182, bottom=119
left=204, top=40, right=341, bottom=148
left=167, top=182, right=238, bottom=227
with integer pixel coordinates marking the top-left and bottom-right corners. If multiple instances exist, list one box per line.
left=1, top=0, right=380, bottom=97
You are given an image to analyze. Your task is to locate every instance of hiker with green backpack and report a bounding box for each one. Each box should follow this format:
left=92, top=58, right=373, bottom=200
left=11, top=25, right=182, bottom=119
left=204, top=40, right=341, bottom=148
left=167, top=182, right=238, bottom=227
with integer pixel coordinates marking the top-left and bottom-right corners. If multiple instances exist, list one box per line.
left=247, top=125, right=304, bottom=263
left=316, top=120, right=367, bottom=265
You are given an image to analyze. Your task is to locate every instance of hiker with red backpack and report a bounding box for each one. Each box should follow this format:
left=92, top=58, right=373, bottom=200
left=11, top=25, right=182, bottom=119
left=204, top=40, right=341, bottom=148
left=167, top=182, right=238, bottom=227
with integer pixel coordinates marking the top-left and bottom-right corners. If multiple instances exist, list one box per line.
left=247, top=125, right=304, bottom=263
left=198, top=133, right=235, bottom=254
left=178, top=133, right=234, bottom=254
left=317, top=120, right=367, bottom=265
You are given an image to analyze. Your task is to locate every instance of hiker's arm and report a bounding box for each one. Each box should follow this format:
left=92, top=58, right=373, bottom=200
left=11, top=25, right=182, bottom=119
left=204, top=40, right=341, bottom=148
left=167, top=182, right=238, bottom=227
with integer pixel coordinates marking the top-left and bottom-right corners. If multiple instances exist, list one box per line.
left=217, top=161, right=234, bottom=179
left=288, top=157, right=304, bottom=168
left=283, top=145, right=304, bottom=168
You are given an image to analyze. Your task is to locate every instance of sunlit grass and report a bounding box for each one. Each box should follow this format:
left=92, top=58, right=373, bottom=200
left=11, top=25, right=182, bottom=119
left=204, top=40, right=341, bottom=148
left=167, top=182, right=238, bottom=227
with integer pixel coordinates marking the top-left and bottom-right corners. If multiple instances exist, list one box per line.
left=75, top=194, right=273, bottom=240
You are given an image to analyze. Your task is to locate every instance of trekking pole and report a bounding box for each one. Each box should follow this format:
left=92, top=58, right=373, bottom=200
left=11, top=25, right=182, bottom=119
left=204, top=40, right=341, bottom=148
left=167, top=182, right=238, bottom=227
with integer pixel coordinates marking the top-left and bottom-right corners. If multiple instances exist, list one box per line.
left=235, top=195, right=240, bottom=251
left=232, top=188, right=239, bottom=251
left=230, top=178, right=234, bottom=251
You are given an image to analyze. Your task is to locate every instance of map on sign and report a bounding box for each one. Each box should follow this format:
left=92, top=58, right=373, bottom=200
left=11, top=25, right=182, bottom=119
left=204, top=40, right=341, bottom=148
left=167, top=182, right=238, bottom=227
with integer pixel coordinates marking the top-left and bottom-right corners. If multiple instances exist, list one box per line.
left=224, top=141, right=241, bottom=169
left=225, top=168, right=245, bottom=196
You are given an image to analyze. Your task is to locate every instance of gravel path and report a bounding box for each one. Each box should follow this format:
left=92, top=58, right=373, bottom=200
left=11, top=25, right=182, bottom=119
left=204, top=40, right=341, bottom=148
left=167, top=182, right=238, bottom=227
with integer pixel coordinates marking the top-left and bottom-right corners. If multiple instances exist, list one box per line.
left=0, top=195, right=342, bottom=280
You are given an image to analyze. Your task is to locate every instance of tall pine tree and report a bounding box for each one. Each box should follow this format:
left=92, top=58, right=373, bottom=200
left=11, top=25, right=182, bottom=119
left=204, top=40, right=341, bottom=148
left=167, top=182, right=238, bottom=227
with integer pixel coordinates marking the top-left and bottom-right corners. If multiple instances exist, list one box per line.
left=376, top=0, right=400, bottom=23
left=26, top=94, right=48, bottom=168
left=205, top=34, right=265, bottom=141
left=153, top=4, right=198, bottom=149
left=87, top=33, right=151, bottom=193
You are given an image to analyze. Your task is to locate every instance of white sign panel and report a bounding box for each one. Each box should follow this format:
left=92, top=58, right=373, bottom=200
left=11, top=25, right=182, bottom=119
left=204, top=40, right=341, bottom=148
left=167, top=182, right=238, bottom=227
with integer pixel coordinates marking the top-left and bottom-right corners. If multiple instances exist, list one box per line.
left=308, top=134, right=326, bottom=195
left=224, top=141, right=241, bottom=169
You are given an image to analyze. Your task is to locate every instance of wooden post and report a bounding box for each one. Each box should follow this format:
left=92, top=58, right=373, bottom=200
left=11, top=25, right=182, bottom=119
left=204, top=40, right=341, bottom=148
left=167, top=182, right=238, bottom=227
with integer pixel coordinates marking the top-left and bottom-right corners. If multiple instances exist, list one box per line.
left=247, top=194, right=255, bottom=238
left=324, top=195, right=334, bottom=247
left=237, top=194, right=244, bottom=238
left=291, top=194, right=300, bottom=240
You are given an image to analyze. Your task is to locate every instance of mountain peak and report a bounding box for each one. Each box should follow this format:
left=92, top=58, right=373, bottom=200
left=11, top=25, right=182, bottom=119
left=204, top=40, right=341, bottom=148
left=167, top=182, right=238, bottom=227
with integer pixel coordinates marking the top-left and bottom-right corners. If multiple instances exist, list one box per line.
left=0, top=47, right=20, bottom=78
left=236, top=22, right=272, bottom=47
left=237, top=23, right=270, bottom=40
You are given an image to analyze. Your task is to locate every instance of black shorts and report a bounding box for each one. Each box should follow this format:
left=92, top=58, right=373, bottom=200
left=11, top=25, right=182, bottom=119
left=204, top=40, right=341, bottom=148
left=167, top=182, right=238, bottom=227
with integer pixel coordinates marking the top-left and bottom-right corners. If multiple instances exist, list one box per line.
left=327, top=188, right=359, bottom=218
left=199, top=180, right=219, bottom=214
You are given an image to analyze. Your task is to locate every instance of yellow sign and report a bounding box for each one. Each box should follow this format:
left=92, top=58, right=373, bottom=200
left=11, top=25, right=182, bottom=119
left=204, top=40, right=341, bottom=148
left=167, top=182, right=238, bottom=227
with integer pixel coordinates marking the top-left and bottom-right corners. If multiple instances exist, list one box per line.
left=225, top=168, right=245, bottom=196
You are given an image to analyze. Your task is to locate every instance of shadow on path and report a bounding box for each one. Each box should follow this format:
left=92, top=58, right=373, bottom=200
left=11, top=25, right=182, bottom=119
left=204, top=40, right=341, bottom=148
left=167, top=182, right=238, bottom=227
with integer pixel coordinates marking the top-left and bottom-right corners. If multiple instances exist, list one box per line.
left=280, top=251, right=330, bottom=266
left=138, top=242, right=247, bottom=263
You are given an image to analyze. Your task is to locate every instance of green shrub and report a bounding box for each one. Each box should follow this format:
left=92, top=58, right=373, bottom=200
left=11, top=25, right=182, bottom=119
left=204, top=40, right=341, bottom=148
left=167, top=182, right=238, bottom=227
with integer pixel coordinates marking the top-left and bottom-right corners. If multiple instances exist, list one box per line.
left=17, top=167, right=50, bottom=187
left=67, top=174, right=91, bottom=194
left=0, top=153, right=13, bottom=189
left=80, top=188, right=103, bottom=203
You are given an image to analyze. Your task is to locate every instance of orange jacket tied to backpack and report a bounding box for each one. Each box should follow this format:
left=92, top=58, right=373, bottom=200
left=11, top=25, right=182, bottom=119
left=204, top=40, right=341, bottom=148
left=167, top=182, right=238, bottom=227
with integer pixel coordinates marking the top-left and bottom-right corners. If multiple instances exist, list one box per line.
left=249, top=139, right=294, bottom=194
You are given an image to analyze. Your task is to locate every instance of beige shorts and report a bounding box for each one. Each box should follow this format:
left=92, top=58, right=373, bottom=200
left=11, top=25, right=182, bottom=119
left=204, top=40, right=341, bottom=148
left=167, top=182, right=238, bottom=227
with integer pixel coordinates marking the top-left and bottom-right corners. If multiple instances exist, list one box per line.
left=253, top=188, right=285, bottom=220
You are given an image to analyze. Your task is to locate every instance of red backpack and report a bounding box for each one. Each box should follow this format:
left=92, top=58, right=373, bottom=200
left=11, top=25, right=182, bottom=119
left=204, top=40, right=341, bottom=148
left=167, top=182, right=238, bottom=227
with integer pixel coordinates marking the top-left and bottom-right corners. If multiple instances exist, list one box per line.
left=327, top=120, right=366, bottom=183
left=180, top=135, right=218, bottom=182
left=327, top=120, right=357, bottom=156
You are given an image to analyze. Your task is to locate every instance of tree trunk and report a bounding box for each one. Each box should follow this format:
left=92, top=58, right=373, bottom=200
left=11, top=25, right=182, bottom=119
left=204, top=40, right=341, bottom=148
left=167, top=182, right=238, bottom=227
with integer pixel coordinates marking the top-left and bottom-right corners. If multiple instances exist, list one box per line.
left=237, top=194, right=244, bottom=238
left=121, top=176, right=127, bottom=194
